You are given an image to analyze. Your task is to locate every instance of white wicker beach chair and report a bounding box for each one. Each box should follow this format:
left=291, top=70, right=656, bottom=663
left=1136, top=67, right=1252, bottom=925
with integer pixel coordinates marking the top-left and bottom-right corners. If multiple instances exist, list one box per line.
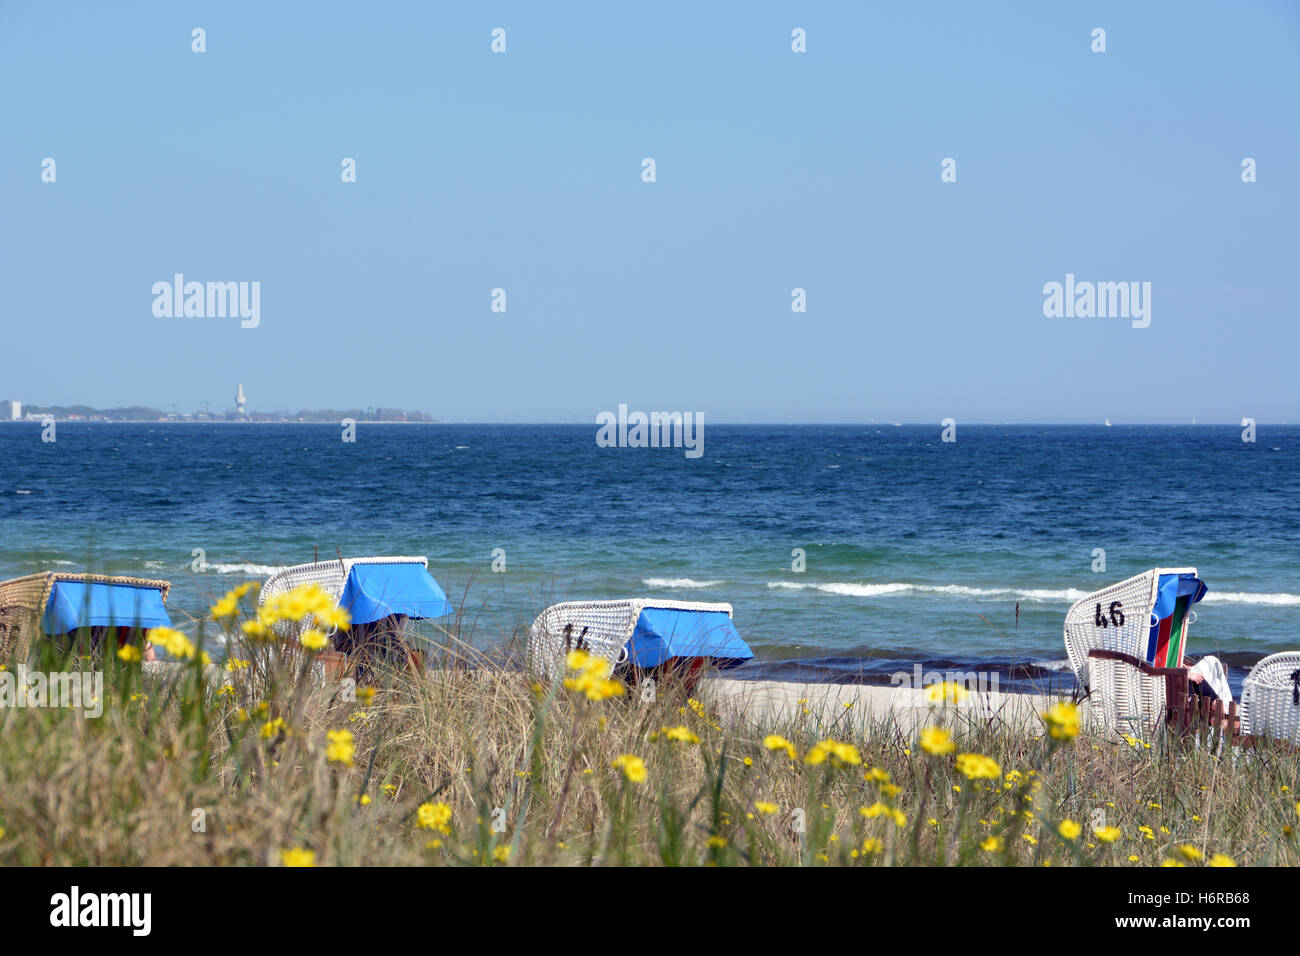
left=258, top=556, right=440, bottom=644
left=1239, top=652, right=1300, bottom=744
left=1086, top=650, right=1173, bottom=740
left=1064, top=567, right=1200, bottom=696
left=525, top=599, right=740, bottom=682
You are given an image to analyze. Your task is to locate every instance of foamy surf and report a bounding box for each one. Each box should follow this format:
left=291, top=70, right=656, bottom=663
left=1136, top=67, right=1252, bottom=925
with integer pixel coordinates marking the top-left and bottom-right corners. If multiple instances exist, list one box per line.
left=767, top=581, right=1087, bottom=601
left=767, top=581, right=1300, bottom=606
left=643, top=577, right=724, bottom=589
left=1202, top=591, right=1300, bottom=606
left=209, top=562, right=285, bottom=576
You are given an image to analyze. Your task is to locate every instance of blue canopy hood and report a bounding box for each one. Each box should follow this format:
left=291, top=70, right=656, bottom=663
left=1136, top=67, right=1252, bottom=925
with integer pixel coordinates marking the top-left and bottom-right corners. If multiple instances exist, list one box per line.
left=625, top=607, right=754, bottom=668
left=339, top=562, right=454, bottom=625
left=42, top=581, right=172, bottom=635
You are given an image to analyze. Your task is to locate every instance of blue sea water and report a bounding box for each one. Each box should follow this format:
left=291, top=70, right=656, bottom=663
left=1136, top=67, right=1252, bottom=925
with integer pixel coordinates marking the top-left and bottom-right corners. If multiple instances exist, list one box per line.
left=0, top=423, right=1296, bottom=695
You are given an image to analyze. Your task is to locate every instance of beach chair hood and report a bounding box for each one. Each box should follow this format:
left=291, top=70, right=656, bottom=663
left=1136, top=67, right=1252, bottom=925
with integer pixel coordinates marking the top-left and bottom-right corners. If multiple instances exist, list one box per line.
left=1145, top=572, right=1207, bottom=668
left=42, top=580, right=172, bottom=634
left=627, top=606, right=753, bottom=668
left=526, top=599, right=754, bottom=680
left=339, top=560, right=453, bottom=623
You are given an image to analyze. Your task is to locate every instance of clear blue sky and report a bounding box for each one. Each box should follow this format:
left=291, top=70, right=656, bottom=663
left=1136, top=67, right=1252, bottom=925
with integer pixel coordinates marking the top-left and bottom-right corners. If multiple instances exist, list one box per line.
left=3, top=2, right=1297, bottom=423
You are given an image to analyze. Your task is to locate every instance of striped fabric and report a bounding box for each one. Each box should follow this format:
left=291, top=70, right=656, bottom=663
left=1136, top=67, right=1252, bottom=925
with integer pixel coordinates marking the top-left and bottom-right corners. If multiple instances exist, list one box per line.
left=1143, top=572, right=1207, bottom=669
left=1147, top=594, right=1192, bottom=668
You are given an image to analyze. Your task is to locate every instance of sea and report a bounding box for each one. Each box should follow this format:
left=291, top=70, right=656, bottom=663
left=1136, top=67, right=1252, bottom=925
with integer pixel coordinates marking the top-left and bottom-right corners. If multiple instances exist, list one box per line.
left=1, top=423, right=1296, bottom=697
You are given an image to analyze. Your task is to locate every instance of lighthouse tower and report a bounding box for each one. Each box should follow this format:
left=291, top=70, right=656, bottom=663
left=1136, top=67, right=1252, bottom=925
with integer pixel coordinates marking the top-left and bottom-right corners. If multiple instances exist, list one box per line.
left=235, top=384, right=246, bottom=416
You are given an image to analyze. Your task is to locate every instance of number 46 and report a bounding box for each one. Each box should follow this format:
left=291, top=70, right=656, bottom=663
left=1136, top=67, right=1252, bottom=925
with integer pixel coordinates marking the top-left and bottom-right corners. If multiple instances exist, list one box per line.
left=1094, top=601, right=1124, bottom=628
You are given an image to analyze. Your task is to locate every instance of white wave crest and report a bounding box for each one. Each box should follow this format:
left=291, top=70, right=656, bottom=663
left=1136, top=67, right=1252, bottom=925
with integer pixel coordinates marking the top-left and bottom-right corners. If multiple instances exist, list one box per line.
left=767, top=580, right=1300, bottom=607
left=643, top=577, right=724, bottom=589
left=769, top=582, right=1089, bottom=602
left=208, top=562, right=284, bottom=576
left=1202, top=591, right=1300, bottom=606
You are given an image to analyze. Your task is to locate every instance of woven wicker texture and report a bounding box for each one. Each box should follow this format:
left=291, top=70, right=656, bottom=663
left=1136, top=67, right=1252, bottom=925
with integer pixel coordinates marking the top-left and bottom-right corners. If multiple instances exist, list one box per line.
left=0, top=572, right=171, bottom=660
left=1088, top=654, right=1168, bottom=740
left=258, top=556, right=429, bottom=643
left=1240, top=652, right=1300, bottom=743
left=525, top=599, right=734, bottom=681
left=1063, top=568, right=1196, bottom=693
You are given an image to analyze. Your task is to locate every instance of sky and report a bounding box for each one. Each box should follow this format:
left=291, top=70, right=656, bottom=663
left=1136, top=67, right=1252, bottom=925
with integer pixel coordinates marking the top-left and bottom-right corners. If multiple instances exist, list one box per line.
left=2, top=1, right=1297, bottom=423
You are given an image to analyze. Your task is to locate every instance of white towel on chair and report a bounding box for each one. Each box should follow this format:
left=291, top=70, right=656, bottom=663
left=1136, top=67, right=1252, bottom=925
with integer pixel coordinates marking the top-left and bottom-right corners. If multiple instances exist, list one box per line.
left=1188, top=655, right=1233, bottom=704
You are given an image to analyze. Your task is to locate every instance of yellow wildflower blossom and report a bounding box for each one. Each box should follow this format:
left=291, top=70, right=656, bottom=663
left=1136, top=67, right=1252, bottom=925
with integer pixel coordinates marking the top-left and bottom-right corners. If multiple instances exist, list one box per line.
left=325, top=728, right=355, bottom=766
left=919, top=725, right=955, bottom=756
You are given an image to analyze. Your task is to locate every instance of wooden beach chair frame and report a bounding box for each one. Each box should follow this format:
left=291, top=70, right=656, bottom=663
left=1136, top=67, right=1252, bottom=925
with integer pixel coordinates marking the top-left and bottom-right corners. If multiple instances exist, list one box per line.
left=0, top=571, right=171, bottom=661
left=1087, top=648, right=1300, bottom=751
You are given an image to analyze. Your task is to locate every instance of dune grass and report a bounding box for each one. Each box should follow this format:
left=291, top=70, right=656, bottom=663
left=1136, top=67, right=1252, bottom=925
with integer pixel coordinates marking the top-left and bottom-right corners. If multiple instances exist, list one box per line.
left=0, top=585, right=1297, bottom=867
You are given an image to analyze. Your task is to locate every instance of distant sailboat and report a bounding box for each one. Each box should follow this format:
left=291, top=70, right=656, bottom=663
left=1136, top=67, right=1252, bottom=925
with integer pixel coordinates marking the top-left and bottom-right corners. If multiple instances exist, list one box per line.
left=1104, top=417, right=1111, bottom=427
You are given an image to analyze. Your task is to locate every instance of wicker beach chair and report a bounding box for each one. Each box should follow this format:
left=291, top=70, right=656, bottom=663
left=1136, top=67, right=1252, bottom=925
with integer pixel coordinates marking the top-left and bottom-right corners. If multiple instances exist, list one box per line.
left=1239, top=652, right=1300, bottom=745
left=258, top=556, right=453, bottom=660
left=0, top=571, right=172, bottom=661
left=525, top=599, right=754, bottom=683
left=1064, top=568, right=1206, bottom=698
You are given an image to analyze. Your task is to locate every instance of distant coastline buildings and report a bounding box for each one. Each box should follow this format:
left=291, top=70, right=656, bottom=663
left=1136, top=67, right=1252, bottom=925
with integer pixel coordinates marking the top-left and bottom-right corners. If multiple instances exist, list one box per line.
left=0, top=396, right=434, bottom=423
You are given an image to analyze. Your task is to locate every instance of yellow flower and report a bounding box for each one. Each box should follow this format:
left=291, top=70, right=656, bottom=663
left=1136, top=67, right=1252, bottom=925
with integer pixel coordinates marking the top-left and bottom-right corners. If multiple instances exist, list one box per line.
left=763, top=734, right=797, bottom=760
left=116, top=644, right=142, bottom=663
left=980, top=835, right=1004, bottom=852
left=416, top=802, right=453, bottom=834
left=325, top=728, right=355, bottom=766
left=861, top=837, right=883, bottom=853
left=753, top=801, right=778, bottom=816
left=926, top=680, right=968, bottom=706
left=663, top=725, right=701, bottom=745
left=1208, top=853, right=1236, bottom=867
left=1058, top=819, right=1082, bottom=840
left=612, top=754, right=647, bottom=783
left=562, top=651, right=625, bottom=701
left=299, top=629, right=329, bottom=651
left=919, top=725, right=955, bottom=756
left=210, top=594, right=238, bottom=619
left=1175, top=844, right=1203, bottom=862
left=804, top=739, right=862, bottom=768
left=355, top=793, right=371, bottom=806
left=357, top=686, right=377, bottom=706
left=955, top=753, right=1001, bottom=780
left=492, top=845, right=511, bottom=863
left=860, top=803, right=906, bottom=827
left=1043, top=702, right=1080, bottom=740
left=280, top=847, right=316, bottom=867
left=151, top=627, right=197, bottom=661
left=259, top=716, right=288, bottom=740
left=1093, top=825, right=1122, bottom=843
